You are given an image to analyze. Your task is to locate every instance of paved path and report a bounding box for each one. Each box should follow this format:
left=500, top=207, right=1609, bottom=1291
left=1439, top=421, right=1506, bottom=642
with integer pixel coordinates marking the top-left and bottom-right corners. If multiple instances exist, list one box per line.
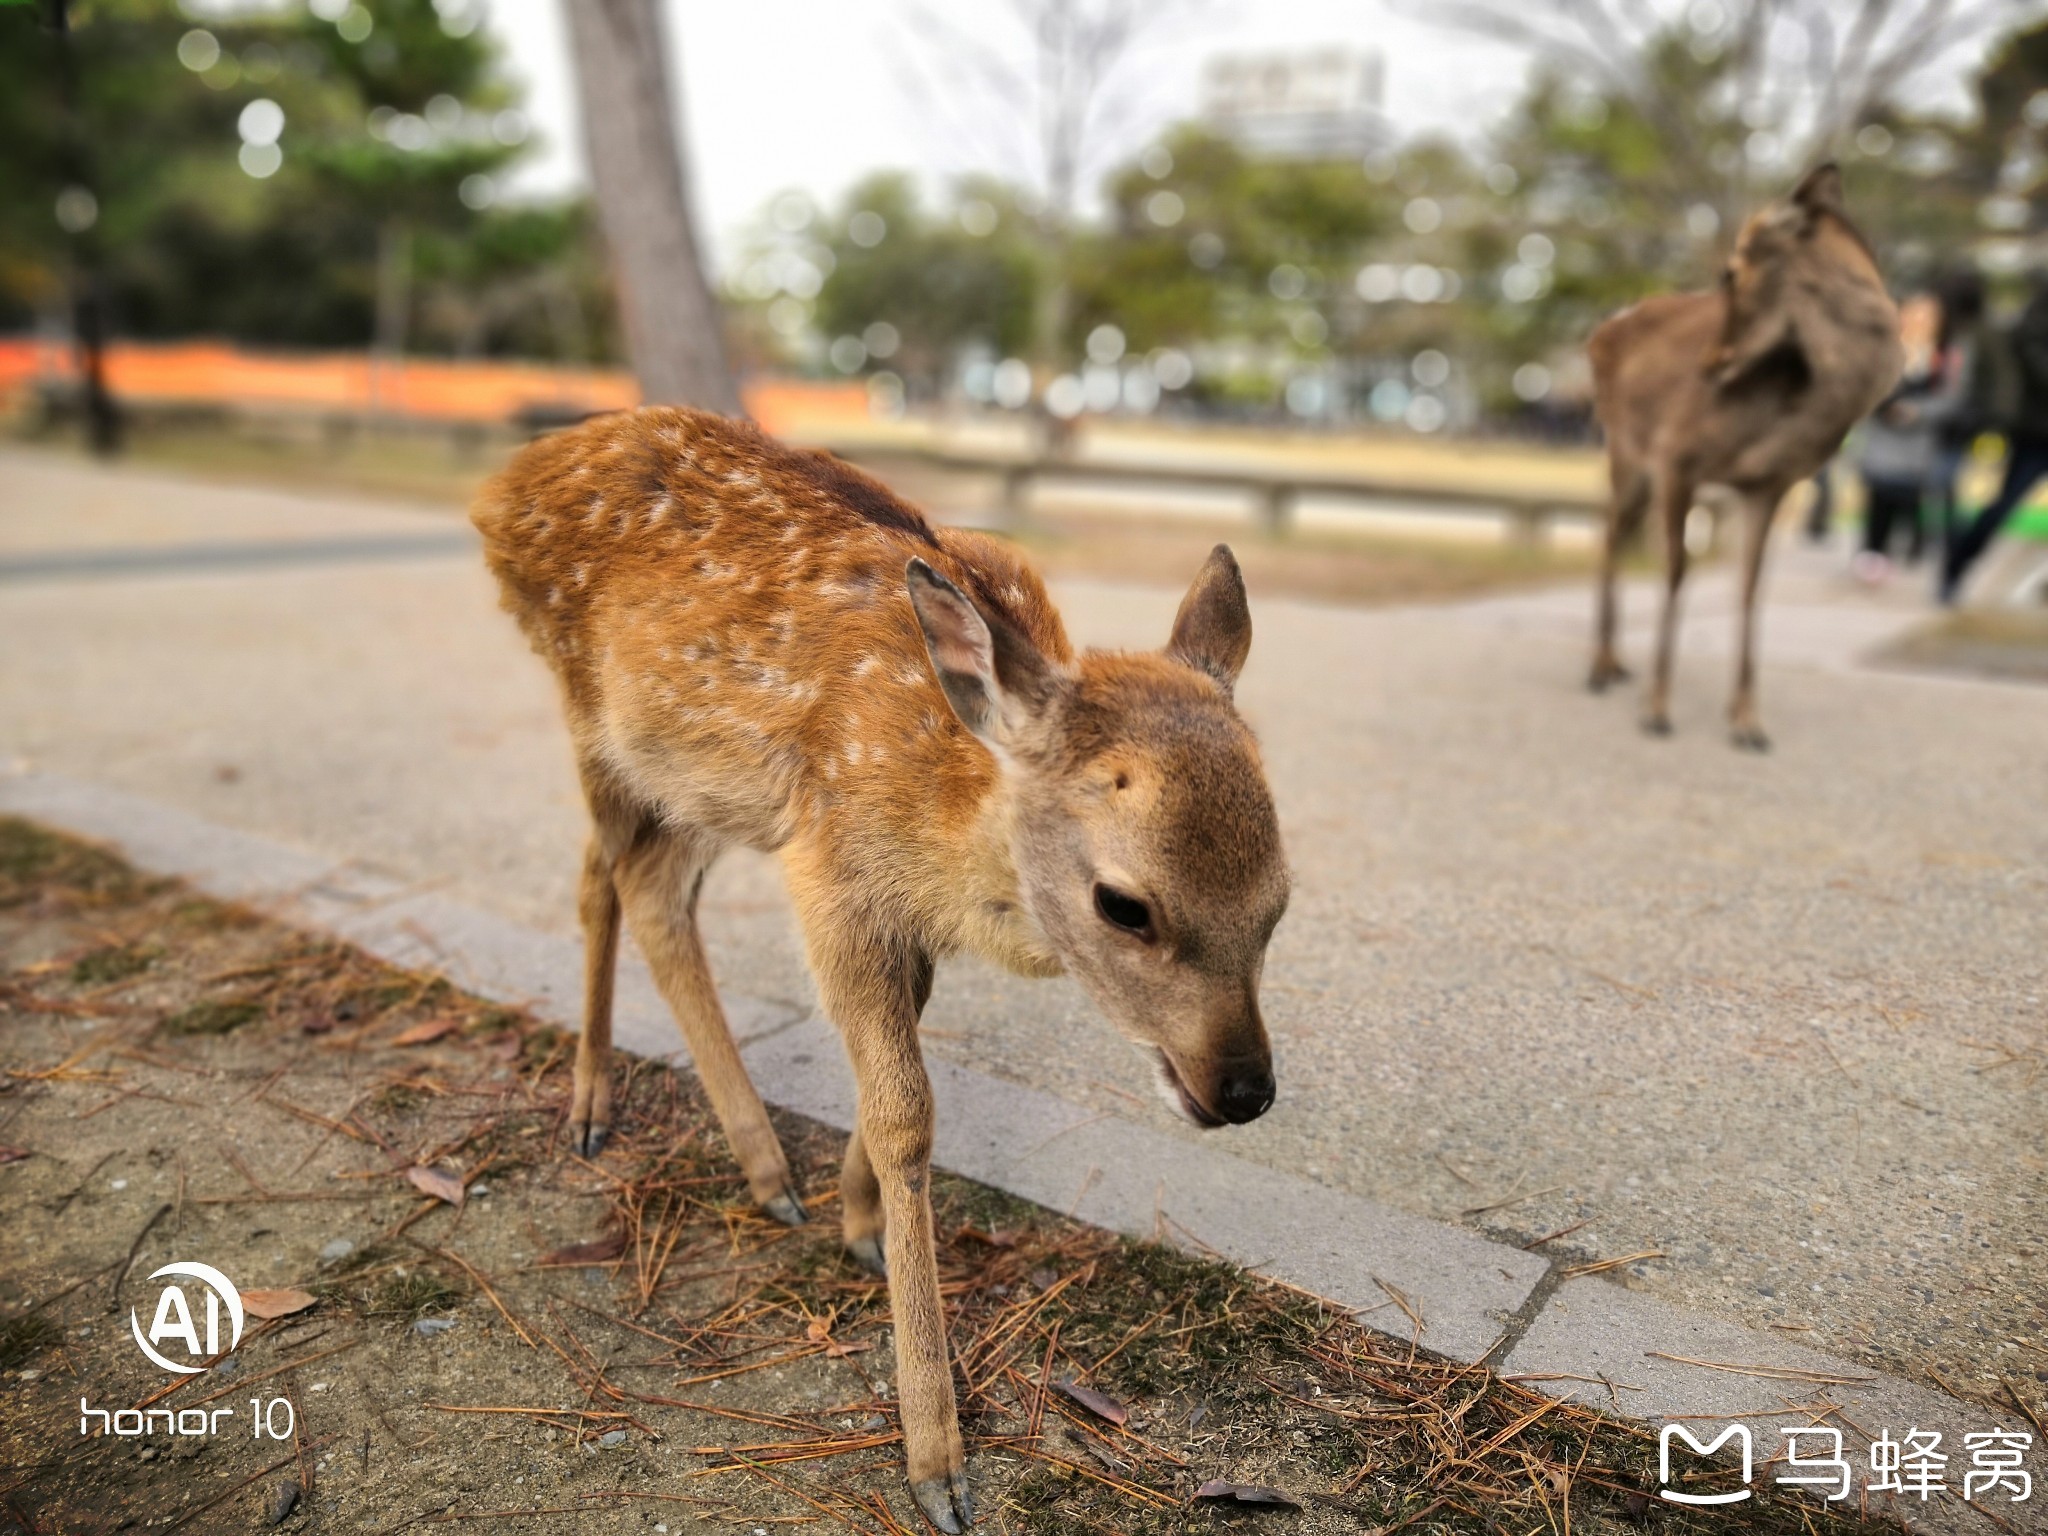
left=4, top=446, right=2043, bottom=1417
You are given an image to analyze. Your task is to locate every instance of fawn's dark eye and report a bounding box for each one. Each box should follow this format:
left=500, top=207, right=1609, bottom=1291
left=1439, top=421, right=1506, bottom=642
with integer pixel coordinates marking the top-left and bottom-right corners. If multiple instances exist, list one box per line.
left=1093, top=884, right=1154, bottom=940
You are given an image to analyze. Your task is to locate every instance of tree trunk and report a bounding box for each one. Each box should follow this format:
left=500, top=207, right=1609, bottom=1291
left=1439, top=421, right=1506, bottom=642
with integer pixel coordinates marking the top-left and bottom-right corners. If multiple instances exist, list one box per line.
left=562, top=0, right=741, bottom=415
left=49, top=0, right=120, bottom=456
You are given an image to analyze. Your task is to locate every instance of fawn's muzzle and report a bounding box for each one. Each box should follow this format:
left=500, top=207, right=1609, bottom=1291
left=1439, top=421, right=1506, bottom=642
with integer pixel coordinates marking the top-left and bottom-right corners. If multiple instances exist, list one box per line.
left=1216, top=1067, right=1276, bottom=1124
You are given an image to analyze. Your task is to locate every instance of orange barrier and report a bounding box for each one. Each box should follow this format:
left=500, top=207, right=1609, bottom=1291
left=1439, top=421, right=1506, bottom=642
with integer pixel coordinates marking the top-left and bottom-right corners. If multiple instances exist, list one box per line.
left=0, top=338, right=870, bottom=440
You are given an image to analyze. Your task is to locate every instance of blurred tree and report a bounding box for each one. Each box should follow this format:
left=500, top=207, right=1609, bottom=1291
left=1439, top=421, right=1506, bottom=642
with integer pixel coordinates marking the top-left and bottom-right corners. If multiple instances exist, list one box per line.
left=1077, top=126, right=1391, bottom=354
left=562, top=0, right=738, bottom=413
left=897, top=0, right=1203, bottom=386
left=0, top=0, right=613, bottom=374
left=732, top=174, right=1039, bottom=399
left=1411, top=0, right=2037, bottom=228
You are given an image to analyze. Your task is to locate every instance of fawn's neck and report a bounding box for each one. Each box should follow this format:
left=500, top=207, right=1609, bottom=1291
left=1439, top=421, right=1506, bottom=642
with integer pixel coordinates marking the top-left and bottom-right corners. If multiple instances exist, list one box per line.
left=924, top=771, right=1064, bottom=980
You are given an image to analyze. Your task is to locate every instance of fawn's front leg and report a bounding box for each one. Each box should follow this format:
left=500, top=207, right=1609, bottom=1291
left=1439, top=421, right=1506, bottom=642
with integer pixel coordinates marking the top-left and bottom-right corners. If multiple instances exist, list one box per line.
left=817, top=938, right=970, bottom=1531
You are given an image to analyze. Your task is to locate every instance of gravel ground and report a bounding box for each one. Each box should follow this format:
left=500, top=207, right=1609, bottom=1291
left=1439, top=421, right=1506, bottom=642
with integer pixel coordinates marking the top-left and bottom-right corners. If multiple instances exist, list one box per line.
left=0, top=818, right=1891, bottom=1536
left=2, top=444, right=2042, bottom=1421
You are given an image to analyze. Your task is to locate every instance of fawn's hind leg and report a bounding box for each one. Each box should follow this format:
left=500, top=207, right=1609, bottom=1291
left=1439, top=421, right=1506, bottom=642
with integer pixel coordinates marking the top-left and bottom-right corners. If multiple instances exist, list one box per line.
left=569, top=816, right=633, bottom=1158
left=616, top=828, right=804, bottom=1224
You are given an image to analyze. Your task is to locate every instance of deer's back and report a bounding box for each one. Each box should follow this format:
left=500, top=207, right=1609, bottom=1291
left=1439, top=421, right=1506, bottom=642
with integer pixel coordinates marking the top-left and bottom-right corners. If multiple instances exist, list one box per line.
left=473, top=407, right=1074, bottom=849
left=1588, top=292, right=1723, bottom=465
left=1590, top=244, right=1900, bottom=492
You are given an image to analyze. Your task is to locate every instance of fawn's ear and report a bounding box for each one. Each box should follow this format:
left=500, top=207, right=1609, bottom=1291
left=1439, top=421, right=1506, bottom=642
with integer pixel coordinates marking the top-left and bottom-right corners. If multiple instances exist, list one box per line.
left=906, top=559, right=1059, bottom=747
left=1789, top=162, right=1843, bottom=221
left=1167, top=545, right=1252, bottom=692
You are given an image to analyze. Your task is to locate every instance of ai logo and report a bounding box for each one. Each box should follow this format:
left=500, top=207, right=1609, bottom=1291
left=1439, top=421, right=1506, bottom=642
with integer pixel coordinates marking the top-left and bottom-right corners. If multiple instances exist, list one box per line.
left=1659, top=1424, right=1754, bottom=1505
left=129, top=1262, right=245, bottom=1374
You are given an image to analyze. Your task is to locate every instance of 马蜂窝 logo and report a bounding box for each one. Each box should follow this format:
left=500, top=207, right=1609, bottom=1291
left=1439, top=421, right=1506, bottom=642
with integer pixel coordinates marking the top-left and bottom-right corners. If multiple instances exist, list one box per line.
left=1658, top=1424, right=1753, bottom=1505
left=128, top=1261, right=245, bottom=1374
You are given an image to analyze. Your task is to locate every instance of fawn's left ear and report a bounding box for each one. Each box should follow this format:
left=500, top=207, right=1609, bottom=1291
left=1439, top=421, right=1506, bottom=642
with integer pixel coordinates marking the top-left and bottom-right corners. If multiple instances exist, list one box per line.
left=1790, top=162, right=1842, bottom=217
left=1168, top=545, right=1252, bottom=693
left=906, top=559, right=1060, bottom=747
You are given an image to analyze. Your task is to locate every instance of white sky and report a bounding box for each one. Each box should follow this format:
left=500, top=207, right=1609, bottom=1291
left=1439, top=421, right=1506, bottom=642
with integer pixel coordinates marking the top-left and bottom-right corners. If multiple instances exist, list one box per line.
left=478, top=0, right=2014, bottom=273
left=483, top=0, right=1535, bottom=269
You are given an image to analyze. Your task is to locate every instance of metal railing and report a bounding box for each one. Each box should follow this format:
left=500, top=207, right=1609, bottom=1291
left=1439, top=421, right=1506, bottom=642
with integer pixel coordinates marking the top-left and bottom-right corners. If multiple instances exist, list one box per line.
left=825, top=441, right=1605, bottom=544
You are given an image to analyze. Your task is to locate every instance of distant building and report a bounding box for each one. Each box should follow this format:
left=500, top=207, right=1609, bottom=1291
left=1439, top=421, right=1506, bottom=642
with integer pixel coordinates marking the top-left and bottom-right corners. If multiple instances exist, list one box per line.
left=1199, top=48, right=1391, bottom=162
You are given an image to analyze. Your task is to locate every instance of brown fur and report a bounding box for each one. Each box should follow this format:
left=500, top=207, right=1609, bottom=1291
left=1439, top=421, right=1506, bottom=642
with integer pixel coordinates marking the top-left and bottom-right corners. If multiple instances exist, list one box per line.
left=1587, top=164, right=1903, bottom=749
left=472, top=406, right=1288, bottom=1529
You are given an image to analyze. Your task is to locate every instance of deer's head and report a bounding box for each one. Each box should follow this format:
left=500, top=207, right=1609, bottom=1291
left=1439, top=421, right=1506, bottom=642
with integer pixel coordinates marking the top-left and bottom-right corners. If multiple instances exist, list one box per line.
left=907, top=547, right=1289, bottom=1128
left=1711, top=163, right=1887, bottom=388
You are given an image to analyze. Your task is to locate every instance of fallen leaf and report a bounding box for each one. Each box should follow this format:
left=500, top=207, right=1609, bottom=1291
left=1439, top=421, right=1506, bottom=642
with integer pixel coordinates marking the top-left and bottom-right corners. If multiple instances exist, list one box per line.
left=823, top=1340, right=873, bottom=1358
left=239, top=1287, right=317, bottom=1320
left=1192, top=1480, right=1301, bottom=1509
left=956, top=1226, right=1016, bottom=1248
left=0, top=1146, right=31, bottom=1165
left=537, top=1233, right=626, bottom=1267
left=1054, top=1379, right=1129, bottom=1426
left=389, top=1017, right=459, bottom=1047
left=405, top=1165, right=465, bottom=1205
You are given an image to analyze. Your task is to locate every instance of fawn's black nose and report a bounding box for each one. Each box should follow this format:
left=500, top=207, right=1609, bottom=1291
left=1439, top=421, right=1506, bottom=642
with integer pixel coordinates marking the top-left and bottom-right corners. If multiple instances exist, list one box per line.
left=1217, top=1068, right=1275, bottom=1124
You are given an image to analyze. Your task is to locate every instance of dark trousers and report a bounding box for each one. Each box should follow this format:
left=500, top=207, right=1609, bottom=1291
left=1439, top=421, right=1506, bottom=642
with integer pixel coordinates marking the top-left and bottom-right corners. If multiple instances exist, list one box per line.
left=1803, top=462, right=1834, bottom=542
left=1863, top=482, right=1923, bottom=562
left=1944, top=435, right=2048, bottom=599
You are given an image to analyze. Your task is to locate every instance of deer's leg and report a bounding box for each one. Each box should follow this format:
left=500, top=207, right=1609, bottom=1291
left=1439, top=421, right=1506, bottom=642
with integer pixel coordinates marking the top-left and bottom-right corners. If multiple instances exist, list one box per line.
left=841, top=1126, right=886, bottom=1276
left=1590, top=471, right=1650, bottom=692
left=616, top=830, right=804, bottom=1225
left=1642, top=474, right=1693, bottom=736
left=803, top=917, right=966, bottom=1529
left=569, top=832, right=624, bottom=1158
left=840, top=957, right=930, bottom=1279
left=1728, top=490, right=1778, bottom=752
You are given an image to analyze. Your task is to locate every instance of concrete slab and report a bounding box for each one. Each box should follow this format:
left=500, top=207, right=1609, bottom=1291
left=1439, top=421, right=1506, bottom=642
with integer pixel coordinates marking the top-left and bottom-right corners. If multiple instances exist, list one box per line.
left=1506, top=1278, right=2047, bottom=1534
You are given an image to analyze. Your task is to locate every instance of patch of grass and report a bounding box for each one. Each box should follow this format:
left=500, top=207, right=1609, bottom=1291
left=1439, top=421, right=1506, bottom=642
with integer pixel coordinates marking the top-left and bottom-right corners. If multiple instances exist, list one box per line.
left=165, top=896, right=254, bottom=932
left=161, top=998, right=262, bottom=1036
left=1088, top=1238, right=1327, bottom=1398
left=68, top=943, right=161, bottom=986
left=0, top=1312, right=62, bottom=1369
left=0, top=818, right=146, bottom=907
left=370, top=1081, right=429, bottom=1115
left=369, top=1270, right=462, bottom=1322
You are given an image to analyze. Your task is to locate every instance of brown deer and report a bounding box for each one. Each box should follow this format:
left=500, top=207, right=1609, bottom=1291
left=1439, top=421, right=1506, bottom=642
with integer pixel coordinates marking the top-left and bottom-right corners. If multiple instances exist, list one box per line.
left=472, top=408, right=1289, bottom=1530
left=1587, top=164, right=1902, bottom=749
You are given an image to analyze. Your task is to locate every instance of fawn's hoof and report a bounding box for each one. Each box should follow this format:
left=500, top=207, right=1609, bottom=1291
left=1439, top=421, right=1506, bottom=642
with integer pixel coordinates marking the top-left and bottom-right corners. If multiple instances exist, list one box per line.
left=1587, top=661, right=1630, bottom=693
left=761, top=1190, right=809, bottom=1227
left=567, top=1121, right=610, bottom=1158
left=911, top=1468, right=975, bottom=1533
left=1730, top=724, right=1771, bottom=753
left=1640, top=714, right=1672, bottom=738
left=846, top=1234, right=887, bottom=1278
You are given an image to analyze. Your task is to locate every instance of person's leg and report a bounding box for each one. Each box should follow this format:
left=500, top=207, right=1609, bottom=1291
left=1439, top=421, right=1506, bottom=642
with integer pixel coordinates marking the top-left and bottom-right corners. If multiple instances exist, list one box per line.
left=1865, top=482, right=1913, bottom=563
left=1862, top=480, right=1894, bottom=556
left=1804, top=463, right=1834, bottom=543
left=1944, top=438, right=2048, bottom=601
left=1928, top=447, right=1966, bottom=564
